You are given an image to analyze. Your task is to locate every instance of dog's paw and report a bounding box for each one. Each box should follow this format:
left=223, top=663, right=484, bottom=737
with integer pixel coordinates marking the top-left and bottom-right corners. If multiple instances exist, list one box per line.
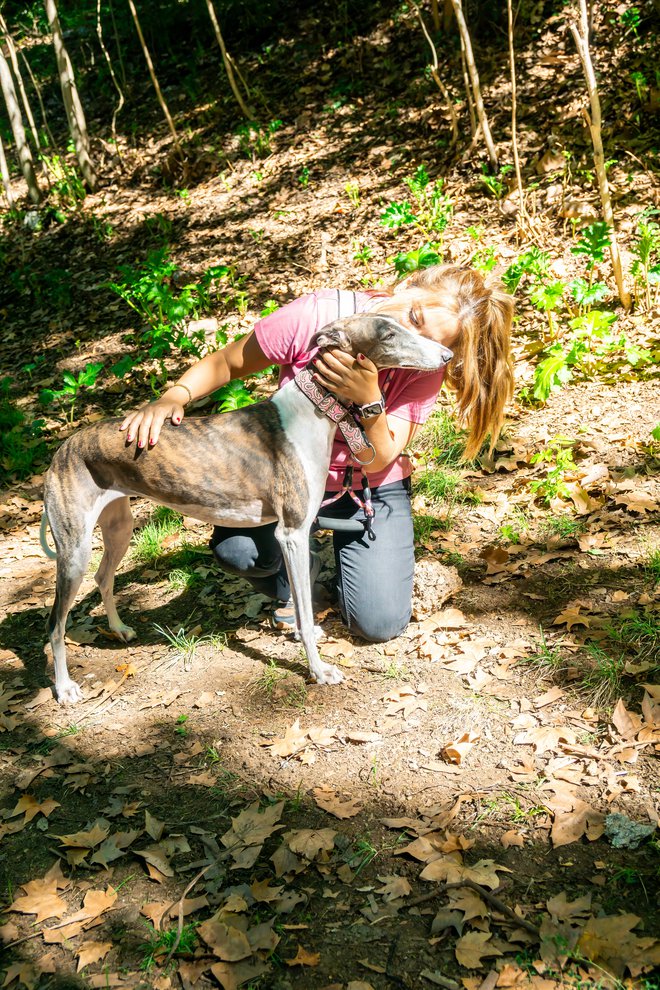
left=113, top=622, right=137, bottom=643
left=56, top=679, right=84, bottom=705
left=311, top=661, right=344, bottom=686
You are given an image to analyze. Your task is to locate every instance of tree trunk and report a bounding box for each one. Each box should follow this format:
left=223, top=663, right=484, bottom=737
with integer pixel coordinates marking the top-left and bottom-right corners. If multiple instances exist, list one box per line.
left=127, top=0, right=182, bottom=154
left=0, top=45, right=40, bottom=203
left=204, top=0, right=253, bottom=119
left=569, top=0, right=631, bottom=309
left=0, top=134, right=15, bottom=208
left=450, top=0, right=498, bottom=168
left=43, top=0, right=97, bottom=190
left=0, top=16, right=40, bottom=150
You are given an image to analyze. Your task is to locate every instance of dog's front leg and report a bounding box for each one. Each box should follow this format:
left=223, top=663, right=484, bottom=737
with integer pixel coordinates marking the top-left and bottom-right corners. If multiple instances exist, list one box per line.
left=278, top=531, right=343, bottom=686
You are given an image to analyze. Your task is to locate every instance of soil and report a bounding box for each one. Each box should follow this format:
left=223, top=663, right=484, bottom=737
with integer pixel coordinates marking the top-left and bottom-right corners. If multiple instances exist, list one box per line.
left=0, top=1, right=659, bottom=988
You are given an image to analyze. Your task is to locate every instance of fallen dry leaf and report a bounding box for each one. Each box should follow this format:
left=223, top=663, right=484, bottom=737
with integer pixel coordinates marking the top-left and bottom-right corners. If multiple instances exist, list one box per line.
left=455, top=931, right=503, bottom=968
left=312, top=787, right=363, bottom=819
left=76, top=940, right=113, bottom=973
left=284, top=945, right=321, bottom=967
left=440, top=730, right=480, bottom=765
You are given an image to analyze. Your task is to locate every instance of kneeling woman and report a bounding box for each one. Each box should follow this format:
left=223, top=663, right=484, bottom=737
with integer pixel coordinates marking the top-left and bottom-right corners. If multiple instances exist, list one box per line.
left=121, top=265, right=514, bottom=642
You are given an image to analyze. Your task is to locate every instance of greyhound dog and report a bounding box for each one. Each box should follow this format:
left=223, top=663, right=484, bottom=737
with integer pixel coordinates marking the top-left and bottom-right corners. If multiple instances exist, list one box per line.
left=40, top=314, right=452, bottom=704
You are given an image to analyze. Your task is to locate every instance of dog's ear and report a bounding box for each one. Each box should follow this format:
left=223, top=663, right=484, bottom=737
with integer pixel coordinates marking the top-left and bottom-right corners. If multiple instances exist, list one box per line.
left=311, top=322, right=351, bottom=351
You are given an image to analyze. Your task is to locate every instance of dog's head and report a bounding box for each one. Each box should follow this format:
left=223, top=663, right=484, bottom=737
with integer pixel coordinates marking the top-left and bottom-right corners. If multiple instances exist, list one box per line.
left=311, top=314, right=453, bottom=371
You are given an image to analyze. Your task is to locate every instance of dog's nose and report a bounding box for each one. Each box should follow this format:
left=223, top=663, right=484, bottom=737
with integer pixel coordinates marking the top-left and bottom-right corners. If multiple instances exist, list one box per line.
left=438, top=345, right=453, bottom=366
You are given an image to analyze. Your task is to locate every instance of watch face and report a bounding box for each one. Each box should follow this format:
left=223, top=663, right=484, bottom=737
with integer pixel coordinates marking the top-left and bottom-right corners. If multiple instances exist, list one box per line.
left=361, top=401, right=384, bottom=417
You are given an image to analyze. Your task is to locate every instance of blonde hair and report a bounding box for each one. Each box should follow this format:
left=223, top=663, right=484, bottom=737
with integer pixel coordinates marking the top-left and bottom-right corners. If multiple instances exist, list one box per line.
left=388, top=265, right=515, bottom=459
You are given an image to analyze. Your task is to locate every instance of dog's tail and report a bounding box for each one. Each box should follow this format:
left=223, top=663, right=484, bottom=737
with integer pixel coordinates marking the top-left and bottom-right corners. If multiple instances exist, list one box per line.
left=40, top=511, right=57, bottom=559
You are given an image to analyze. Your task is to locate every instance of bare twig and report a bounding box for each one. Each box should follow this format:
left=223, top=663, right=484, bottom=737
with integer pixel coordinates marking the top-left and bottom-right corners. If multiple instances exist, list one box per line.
left=411, top=0, right=458, bottom=146
left=450, top=0, right=498, bottom=168
left=569, top=0, right=631, bottom=309
left=96, top=0, right=124, bottom=164
left=406, top=878, right=540, bottom=937
left=506, top=0, right=529, bottom=225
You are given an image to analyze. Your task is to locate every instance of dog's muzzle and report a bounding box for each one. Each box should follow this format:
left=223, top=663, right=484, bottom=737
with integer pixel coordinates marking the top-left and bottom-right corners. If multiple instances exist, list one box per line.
left=437, top=345, right=454, bottom=366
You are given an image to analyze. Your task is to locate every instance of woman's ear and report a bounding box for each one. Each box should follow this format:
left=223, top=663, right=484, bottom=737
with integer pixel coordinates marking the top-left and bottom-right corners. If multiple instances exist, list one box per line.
left=311, top=323, right=351, bottom=350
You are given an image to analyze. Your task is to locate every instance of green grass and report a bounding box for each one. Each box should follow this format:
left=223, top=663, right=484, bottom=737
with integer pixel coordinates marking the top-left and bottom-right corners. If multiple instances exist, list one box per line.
left=139, top=922, right=197, bottom=971
left=519, top=628, right=566, bottom=671
left=606, top=608, right=660, bottom=668
left=581, top=643, right=626, bottom=705
left=250, top=659, right=307, bottom=706
left=153, top=623, right=226, bottom=671
left=499, top=506, right=532, bottom=544
left=413, top=512, right=449, bottom=545
left=413, top=466, right=482, bottom=505
left=413, top=407, right=468, bottom=466
left=645, top=545, right=660, bottom=584
left=131, top=507, right=184, bottom=565
left=539, top=515, right=586, bottom=541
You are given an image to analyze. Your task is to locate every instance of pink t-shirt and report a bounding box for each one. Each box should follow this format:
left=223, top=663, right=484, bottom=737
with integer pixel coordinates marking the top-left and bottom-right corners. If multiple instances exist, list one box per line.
left=253, top=289, right=445, bottom=490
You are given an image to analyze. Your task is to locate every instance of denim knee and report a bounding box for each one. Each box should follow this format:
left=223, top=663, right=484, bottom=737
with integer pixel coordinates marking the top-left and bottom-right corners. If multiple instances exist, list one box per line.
left=343, top=603, right=411, bottom=643
left=210, top=534, right=279, bottom=578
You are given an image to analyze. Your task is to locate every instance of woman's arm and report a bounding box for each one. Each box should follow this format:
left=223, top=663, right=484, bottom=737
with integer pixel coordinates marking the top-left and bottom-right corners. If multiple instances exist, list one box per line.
left=120, top=331, right=271, bottom=448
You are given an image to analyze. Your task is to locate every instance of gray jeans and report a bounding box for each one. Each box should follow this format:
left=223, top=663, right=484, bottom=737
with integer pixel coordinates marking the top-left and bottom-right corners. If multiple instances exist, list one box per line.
left=209, top=479, right=414, bottom=642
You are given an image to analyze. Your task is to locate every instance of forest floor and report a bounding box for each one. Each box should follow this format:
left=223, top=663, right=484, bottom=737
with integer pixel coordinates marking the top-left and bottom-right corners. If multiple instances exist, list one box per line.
left=0, top=2, right=659, bottom=989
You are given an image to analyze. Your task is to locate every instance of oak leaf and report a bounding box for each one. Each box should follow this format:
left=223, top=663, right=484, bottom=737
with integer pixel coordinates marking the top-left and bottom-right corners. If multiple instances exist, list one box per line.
left=284, top=945, right=321, bottom=967
left=285, top=828, right=337, bottom=860
left=312, top=787, right=362, bottom=819
left=76, top=940, right=112, bottom=973
left=455, top=931, right=503, bottom=968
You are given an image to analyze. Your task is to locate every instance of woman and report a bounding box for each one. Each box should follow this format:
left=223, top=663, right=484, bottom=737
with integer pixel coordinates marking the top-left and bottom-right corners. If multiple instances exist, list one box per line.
left=121, top=265, right=514, bottom=642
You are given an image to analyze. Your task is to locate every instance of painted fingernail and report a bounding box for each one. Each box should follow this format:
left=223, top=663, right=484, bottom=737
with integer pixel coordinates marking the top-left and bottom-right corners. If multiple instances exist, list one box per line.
left=138, top=440, right=144, bottom=448
left=149, top=438, right=156, bottom=446
left=174, top=417, right=180, bottom=423
left=358, top=353, right=365, bottom=360
left=127, top=434, right=132, bottom=442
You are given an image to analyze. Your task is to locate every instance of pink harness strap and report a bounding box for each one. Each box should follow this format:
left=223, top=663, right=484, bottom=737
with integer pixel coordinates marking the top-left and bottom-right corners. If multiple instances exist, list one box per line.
left=294, top=367, right=375, bottom=465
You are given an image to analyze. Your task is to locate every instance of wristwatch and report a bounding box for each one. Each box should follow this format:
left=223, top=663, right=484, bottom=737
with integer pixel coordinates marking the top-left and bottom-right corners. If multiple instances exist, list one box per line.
left=356, top=395, right=386, bottom=420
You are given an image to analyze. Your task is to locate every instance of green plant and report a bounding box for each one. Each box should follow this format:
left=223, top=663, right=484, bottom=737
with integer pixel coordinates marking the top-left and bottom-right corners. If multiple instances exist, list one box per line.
left=298, top=166, right=310, bottom=187
left=520, top=627, right=566, bottom=671
left=606, top=609, right=659, bottom=667
left=211, top=378, right=258, bottom=412
left=153, top=623, right=225, bottom=672
left=581, top=643, right=625, bottom=705
left=631, top=70, right=648, bottom=104
left=567, top=277, right=609, bottom=315
left=480, top=163, right=513, bottom=199
left=530, top=281, right=564, bottom=338
left=131, top=507, right=183, bottom=565
left=645, top=546, right=660, bottom=584
left=571, top=222, right=611, bottom=288
left=381, top=659, right=410, bottom=680
left=413, top=513, right=447, bottom=545
left=236, top=119, right=282, bottom=159
left=260, top=300, right=279, bottom=317
left=631, top=211, right=660, bottom=310
left=39, top=362, right=104, bottom=423
left=393, top=241, right=441, bottom=277
left=414, top=466, right=481, bottom=506
left=529, top=437, right=576, bottom=503
left=499, top=507, right=531, bottom=544
left=175, top=714, right=189, bottom=736
left=502, top=247, right=551, bottom=293
left=531, top=307, right=650, bottom=403
left=471, top=245, right=497, bottom=273
left=345, top=181, right=360, bottom=208
left=0, top=378, right=47, bottom=484
left=139, top=922, right=197, bottom=971
left=40, top=152, right=86, bottom=210
left=540, top=515, right=585, bottom=541
left=621, top=8, right=642, bottom=39
left=380, top=165, right=453, bottom=245
left=107, top=250, right=228, bottom=359
left=414, top=408, right=468, bottom=466
left=353, top=242, right=373, bottom=266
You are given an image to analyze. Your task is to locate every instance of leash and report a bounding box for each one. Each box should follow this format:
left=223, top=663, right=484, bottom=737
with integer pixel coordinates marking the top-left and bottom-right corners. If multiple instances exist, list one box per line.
left=317, top=465, right=376, bottom=541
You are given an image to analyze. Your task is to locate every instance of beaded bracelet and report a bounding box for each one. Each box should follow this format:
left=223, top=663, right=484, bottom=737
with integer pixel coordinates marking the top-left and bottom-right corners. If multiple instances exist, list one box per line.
left=171, top=382, right=193, bottom=405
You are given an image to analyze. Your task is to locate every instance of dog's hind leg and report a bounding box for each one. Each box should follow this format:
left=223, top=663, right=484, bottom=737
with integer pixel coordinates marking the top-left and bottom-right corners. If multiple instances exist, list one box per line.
left=278, top=529, right=343, bottom=686
left=47, top=512, right=96, bottom=704
left=95, top=496, right=136, bottom=642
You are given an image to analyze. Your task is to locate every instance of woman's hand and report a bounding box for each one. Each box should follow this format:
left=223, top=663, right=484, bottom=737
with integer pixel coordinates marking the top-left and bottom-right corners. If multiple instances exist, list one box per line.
left=119, top=398, right=185, bottom=448
left=313, top=348, right=380, bottom=406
